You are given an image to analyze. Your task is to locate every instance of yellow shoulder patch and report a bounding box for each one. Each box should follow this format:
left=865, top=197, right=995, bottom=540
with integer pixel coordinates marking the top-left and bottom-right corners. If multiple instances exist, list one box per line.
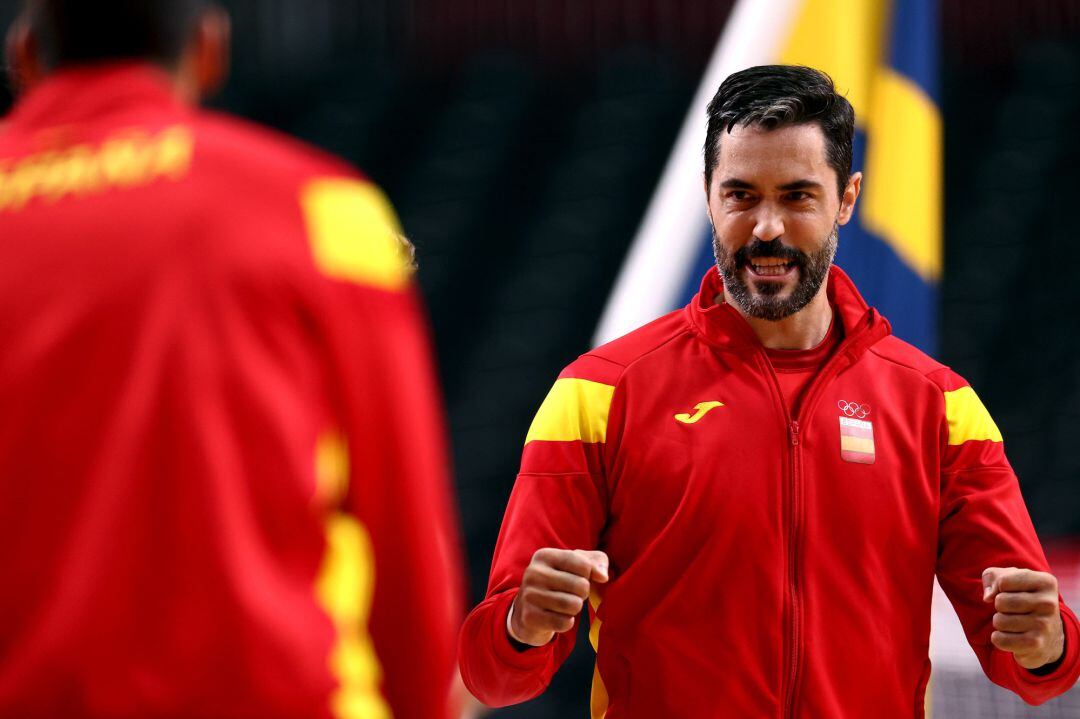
left=525, top=378, right=615, bottom=445
left=301, top=178, right=410, bottom=290
left=944, top=386, right=1003, bottom=446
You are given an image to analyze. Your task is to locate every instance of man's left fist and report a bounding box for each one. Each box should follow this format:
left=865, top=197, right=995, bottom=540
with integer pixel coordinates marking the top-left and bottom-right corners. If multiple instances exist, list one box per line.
left=983, top=567, right=1065, bottom=670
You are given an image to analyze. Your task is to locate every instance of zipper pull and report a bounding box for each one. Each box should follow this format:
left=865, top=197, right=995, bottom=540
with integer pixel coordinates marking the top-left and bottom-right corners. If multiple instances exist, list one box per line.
left=789, top=420, right=800, bottom=446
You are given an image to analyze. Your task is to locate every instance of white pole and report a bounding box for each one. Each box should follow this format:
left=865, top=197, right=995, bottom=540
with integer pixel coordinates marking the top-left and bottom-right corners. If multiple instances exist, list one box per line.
left=592, top=0, right=802, bottom=346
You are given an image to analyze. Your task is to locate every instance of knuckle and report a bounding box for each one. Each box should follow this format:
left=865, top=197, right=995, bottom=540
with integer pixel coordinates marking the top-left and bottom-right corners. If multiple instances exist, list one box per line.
left=519, top=586, right=540, bottom=606
left=1035, top=597, right=1058, bottom=614
left=524, top=564, right=558, bottom=590
left=533, top=547, right=557, bottom=564
left=995, top=594, right=1020, bottom=613
left=566, top=556, right=591, bottom=577
left=551, top=594, right=581, bottom=615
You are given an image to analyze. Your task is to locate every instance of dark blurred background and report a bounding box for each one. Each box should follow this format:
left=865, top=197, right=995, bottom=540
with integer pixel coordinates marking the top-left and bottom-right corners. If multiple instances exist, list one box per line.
left=1, top=1, right=1077, bottom=716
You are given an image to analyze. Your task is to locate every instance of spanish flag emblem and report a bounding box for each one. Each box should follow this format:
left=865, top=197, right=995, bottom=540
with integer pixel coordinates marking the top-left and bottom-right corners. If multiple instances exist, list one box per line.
left=839, top=417, right=876, bottom=465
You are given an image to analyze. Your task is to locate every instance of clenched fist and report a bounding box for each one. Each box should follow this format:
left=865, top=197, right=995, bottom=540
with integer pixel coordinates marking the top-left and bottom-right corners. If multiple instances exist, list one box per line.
left=983, top=567, right=1065, bottom=670
left=508, top=548, right=609, bottom=648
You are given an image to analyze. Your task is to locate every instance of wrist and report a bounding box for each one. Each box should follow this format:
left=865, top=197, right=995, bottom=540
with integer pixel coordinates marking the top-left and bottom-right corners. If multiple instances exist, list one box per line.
left=1025, top=617, right=1067, bottom=676
left=506, top=599, right=549, bottom=651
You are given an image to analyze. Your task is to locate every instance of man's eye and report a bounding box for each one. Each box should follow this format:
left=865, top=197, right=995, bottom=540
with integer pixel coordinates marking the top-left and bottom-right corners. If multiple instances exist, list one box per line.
left=727, top=191, right=750, bottom=201
left=787, top=191, right=810, bottom=201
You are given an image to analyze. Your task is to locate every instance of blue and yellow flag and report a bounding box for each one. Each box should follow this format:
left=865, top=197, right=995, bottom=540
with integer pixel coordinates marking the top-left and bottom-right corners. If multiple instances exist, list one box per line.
left=596, top=0, right=941, bottom=354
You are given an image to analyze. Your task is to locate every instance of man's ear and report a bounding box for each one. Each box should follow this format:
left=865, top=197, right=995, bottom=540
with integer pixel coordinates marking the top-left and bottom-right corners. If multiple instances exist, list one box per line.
left=703, top=172, right=715, bottom=227
left=188, top=6, right=231, bottom=101
left=837, top=171, right=862, bottom=226
left=6, top=15, right=47, bottom=97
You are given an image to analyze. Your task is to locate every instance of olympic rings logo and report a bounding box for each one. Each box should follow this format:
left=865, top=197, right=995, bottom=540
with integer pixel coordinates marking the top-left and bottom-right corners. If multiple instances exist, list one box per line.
left=837, top=400, right=871, bottom=419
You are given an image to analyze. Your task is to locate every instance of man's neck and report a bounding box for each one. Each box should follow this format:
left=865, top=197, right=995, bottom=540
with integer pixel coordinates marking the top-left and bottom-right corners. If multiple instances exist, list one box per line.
left=723, top=282, right=834, bottom=351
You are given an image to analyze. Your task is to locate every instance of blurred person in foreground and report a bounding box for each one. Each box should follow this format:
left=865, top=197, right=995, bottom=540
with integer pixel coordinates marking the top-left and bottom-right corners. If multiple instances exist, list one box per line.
left=0, top=1, right=462, bottom=717
left=459, top=65, right=1080, bottom=716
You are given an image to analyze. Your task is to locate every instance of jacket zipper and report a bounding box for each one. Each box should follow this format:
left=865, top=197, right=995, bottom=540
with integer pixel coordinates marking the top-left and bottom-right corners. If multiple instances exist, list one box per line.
left=759, top=352, right=803, bottom=719
left=767, top=335, right=872, bottom=717
left=786, top=419, right=801, bottom=718
left=754, top=312, right=886, bottom=717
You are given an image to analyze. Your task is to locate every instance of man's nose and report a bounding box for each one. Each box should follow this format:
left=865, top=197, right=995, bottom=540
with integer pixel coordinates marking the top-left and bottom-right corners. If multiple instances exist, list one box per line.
left=752, top=205, right=784, bottom=242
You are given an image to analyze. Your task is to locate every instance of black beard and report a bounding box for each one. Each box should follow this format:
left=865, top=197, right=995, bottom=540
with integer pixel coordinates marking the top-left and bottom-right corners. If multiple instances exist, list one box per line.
left=713, top=222, right=838, bottom=321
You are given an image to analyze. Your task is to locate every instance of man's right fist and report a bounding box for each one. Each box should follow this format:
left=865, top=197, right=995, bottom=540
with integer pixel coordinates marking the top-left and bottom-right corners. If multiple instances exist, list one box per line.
left=508, top=548, right=610, bottom=647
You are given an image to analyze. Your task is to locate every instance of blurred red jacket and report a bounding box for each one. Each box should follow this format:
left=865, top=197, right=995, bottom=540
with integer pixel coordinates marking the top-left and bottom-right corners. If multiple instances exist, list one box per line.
left=0, top=64, right=461, bottom=719
left=459, top=265, right=1080, bottom=717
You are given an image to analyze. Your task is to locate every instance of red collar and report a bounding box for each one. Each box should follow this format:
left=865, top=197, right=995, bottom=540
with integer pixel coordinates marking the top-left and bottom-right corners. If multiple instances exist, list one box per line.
left=765, top=314, right=843, bottom=371
left=6, top=62, right=187, bottom=133
left=685, top=265, right=891, bottom=359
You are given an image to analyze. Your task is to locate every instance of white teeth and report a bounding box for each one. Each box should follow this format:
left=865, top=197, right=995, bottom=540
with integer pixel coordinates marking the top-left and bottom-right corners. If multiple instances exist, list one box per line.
left=750, top=262, right=791, bottom=276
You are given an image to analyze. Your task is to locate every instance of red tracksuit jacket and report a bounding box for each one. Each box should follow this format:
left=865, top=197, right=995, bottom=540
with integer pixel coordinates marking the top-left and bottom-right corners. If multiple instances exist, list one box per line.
left=0, top=64, right=461, bottom=718
left=459, top=265, right=1080, bottom=717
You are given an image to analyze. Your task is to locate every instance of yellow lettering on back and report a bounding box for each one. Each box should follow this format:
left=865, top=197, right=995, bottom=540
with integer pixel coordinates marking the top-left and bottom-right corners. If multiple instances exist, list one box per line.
left=101, top=132, right=154, bottom=187
left=0, top=124, right=195, bottom=213
left=0, top=165, right=12, bottom=211
left=153, top=126, right=195, bottom=179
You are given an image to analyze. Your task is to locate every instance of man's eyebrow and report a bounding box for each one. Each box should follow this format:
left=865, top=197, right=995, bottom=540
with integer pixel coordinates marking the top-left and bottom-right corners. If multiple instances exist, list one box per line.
left=777, top=179, right=824, bottom=192
left=719, top=179, right=754, bottom=189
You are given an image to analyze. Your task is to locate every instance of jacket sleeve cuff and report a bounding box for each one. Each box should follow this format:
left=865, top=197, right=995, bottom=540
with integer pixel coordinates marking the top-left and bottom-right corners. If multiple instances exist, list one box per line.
left=488, top=589, right=557, bottom=672
left=1007, top=601, right=1080, bottom=699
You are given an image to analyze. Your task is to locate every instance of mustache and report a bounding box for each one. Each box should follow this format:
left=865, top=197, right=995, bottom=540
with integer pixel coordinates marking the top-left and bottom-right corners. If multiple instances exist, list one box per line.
left=732, top=239, right=807, bottom=268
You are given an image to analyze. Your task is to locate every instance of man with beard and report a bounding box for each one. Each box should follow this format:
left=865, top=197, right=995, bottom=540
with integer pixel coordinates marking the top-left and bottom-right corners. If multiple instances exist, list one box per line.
left=459, top=65, right=1079, bottom=716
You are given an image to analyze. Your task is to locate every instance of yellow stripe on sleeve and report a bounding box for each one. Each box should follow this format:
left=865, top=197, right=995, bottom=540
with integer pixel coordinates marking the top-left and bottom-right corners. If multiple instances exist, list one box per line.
left=301, top=178, right=410, bottom=290
left=944, top=386, right=1003, bottom=446
left=524, top=379, right=615, bottom=445
left=315, top=430, right=349, bottom=508
left=315, top=513, right=391, bottom=719
left=588, top=592, right=608, bottom=719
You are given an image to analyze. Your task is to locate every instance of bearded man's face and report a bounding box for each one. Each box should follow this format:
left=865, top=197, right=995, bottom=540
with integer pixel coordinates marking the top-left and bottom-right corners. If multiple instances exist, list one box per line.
left=705, top=123, right=859, bottom=320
